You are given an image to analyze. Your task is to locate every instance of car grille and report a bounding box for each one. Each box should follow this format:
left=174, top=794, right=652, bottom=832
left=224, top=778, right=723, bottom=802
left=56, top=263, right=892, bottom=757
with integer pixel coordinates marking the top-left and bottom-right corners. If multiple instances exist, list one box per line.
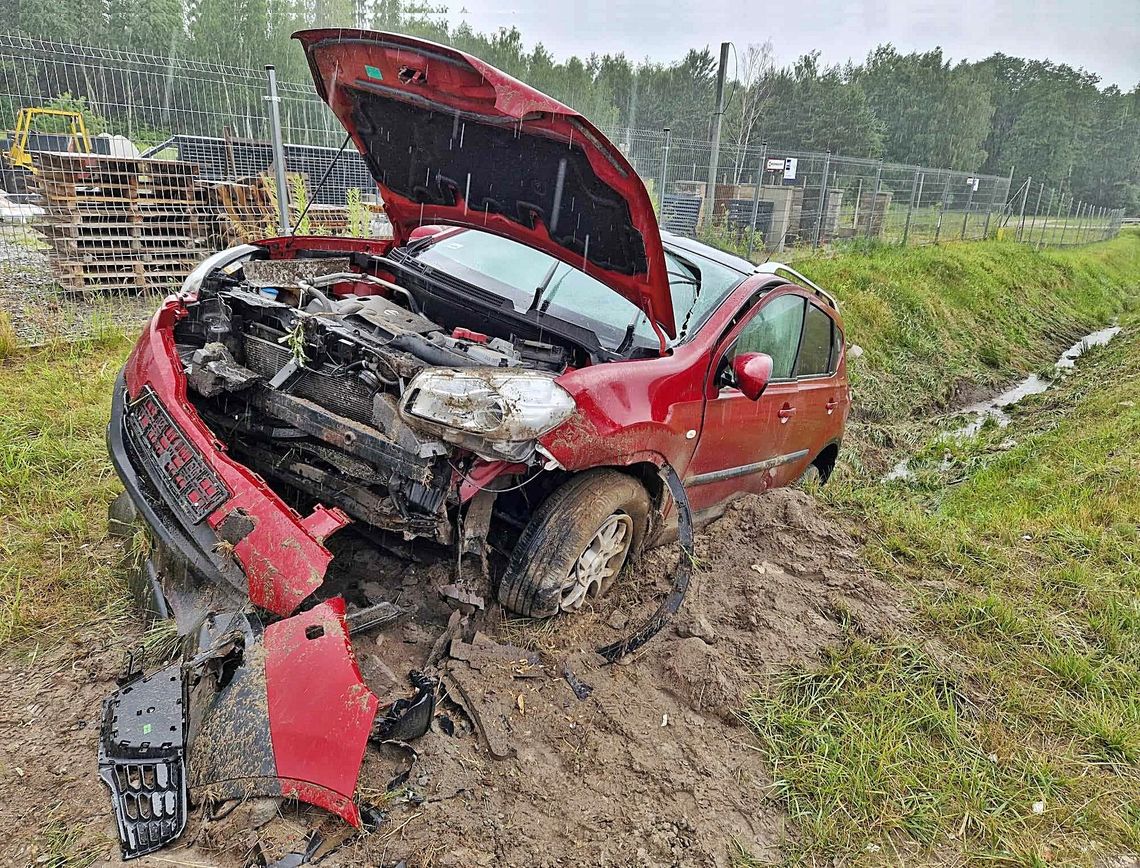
left=241, top=332, right=377, bottom=425
left=125, top=387, right=229, bottom=524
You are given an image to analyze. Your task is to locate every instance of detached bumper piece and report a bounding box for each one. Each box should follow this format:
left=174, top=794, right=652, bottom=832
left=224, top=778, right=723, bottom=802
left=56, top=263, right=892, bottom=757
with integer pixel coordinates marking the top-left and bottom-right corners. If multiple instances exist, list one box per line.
left=190, top=599, right=380, bottom=828
left=99, top=598, right=423, bottom=859
left=98, top=663, right=188, bottom=859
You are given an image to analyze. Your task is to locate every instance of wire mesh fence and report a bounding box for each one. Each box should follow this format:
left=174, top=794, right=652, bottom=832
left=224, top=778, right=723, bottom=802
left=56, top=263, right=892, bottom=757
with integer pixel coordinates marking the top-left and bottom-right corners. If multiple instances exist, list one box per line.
left=0, top=32, right=1127, bottom=345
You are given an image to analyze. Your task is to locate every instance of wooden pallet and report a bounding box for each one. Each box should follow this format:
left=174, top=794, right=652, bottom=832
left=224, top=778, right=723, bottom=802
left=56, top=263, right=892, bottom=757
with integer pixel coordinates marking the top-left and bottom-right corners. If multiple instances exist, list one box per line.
left=32, top=152, right=202, bottom=294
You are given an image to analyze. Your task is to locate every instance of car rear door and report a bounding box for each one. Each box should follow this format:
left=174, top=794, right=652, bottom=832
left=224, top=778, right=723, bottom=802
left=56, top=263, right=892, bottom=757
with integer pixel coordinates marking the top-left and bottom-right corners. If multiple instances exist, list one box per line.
left=684, top=291, right=807, bottom=515
left=772, top=298, right=845, bottom=486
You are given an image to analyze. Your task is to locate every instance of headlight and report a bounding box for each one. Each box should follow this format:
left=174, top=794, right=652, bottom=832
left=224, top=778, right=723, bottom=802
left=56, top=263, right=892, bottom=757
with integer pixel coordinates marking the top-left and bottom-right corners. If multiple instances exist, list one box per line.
left=401, top=369, right=576, bottom=442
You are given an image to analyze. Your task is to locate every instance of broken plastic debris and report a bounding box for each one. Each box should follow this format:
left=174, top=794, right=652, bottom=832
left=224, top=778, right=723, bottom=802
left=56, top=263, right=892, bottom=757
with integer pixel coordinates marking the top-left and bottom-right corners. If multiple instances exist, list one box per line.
left=439, top=583, right=485, bottom=614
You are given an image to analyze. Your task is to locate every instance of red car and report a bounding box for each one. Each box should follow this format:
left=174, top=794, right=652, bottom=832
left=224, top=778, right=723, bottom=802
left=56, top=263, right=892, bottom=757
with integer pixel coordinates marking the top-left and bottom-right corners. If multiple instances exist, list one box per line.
left=100, top=29, right=849, bottom=859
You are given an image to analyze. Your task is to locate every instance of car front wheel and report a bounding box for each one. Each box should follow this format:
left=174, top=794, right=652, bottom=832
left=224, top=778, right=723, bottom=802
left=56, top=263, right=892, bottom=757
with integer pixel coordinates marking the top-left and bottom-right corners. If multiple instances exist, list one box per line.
left=497, top=469, right=650, bottom=618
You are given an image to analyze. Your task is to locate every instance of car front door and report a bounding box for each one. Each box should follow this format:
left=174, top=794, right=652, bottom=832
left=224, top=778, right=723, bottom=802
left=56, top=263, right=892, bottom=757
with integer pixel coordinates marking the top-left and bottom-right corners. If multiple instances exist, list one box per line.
left=684, top=291, right=807, bottom=516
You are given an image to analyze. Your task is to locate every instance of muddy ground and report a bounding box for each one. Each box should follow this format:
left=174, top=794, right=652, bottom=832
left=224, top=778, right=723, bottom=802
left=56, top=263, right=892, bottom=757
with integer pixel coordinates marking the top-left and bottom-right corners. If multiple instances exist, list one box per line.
left=0, top=488, right=903, bottom=867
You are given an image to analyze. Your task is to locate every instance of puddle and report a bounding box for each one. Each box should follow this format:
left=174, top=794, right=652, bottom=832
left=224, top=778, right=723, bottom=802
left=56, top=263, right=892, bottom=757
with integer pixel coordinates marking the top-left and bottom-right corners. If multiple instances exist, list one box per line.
left=885, top=325, right=1121, bottom=481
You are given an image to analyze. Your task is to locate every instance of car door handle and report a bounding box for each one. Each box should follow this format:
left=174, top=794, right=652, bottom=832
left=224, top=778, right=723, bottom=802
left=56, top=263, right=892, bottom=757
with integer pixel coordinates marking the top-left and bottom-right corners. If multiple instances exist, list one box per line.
left=778, top=405, right=797, bottom=422
left=826, top=398, right=839, bottom=414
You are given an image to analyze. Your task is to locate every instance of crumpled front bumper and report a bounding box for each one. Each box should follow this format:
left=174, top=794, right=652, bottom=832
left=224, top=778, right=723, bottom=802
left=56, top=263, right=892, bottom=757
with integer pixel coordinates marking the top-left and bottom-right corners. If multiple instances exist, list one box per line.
left=100, top=599, right=434, bottom=860
left=112, top=308, right=352, bottom=621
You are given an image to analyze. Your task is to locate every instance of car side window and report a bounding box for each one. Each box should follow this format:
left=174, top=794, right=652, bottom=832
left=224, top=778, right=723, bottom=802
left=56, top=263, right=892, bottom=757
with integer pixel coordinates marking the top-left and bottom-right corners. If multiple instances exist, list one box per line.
left=724, top=294, right=805, bottom=382
left=794, top=302, right=835, bottom=377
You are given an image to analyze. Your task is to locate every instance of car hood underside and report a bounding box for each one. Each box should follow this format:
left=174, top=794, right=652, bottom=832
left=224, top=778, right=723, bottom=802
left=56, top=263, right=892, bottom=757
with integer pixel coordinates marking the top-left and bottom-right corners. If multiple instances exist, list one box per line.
left=294, top=28, right=676, bottom=337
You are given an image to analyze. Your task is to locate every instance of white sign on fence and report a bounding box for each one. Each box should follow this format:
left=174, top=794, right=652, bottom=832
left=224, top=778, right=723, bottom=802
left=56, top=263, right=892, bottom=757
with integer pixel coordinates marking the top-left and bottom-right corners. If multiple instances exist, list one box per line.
left=783, top=158, right=798, bottom=181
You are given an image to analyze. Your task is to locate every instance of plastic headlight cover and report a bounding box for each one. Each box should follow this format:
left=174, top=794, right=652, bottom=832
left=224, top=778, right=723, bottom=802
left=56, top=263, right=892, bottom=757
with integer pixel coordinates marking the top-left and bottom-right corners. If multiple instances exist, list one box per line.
left=402, top=369, right=576, bottom=440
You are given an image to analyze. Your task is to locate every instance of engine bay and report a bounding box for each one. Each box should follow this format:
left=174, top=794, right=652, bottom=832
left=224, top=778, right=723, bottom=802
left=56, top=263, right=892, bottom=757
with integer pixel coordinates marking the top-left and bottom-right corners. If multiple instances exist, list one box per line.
left=172, top=249, right=581, bottom=544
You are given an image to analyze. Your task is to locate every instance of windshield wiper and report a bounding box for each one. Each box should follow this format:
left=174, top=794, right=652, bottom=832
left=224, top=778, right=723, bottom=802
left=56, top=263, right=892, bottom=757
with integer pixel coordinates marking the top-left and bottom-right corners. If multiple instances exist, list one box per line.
left=528, top=260, right=561, bottom=313
left=616, top=309, right=643, bottom=355
left=667, top=270, right=699, bottom=286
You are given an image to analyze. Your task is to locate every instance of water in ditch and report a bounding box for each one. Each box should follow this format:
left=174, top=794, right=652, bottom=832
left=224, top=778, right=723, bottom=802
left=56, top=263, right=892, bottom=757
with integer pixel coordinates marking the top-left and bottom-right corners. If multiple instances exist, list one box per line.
left=885, top=325, right=1122, bottom=481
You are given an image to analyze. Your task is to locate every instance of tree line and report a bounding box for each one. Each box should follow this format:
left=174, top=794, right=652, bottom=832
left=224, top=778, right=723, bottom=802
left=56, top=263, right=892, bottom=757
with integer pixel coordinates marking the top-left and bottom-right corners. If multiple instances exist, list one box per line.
left=2, top=0, right=1137, bottom=210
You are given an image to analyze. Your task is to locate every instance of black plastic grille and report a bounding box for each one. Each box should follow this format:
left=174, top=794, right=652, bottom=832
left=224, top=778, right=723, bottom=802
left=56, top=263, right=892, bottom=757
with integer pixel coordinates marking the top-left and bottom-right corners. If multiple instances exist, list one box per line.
left=125, top=387, right=228, bottom=524
left=99, top=663, right=188, bottom=860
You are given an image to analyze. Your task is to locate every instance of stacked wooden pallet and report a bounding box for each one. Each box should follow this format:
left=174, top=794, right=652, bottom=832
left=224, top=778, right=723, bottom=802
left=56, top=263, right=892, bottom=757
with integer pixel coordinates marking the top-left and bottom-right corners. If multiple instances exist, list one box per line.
left=32, top=153, right=201, bottom=293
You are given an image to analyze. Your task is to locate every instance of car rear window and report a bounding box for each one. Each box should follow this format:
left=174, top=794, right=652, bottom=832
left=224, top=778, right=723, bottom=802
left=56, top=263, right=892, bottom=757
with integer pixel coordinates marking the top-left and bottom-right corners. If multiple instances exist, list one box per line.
left=794, top=303, right=834, bottom=376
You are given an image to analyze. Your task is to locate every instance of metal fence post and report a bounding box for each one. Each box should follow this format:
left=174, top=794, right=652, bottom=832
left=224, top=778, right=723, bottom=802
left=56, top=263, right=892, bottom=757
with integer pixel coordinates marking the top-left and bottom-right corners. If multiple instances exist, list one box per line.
left=866, top=160, right=883, bottom=240
left=657, top=126, right=672, bottom=210
left=813, top=150, right=831, bottom=248
left=746, top=141, right=768, bottom=260
left=1035, top=186, right=1053, bottom=249
left=902, top=169, right=919, bottom=245
left=1028, top=181, right=1043, bottom=244
left=1044, top=188, right=1062, bottom=245
left=1016, top=176, right=1031, bottom=241
left=960, top=175, right=976, bottom=240
left=1059, top=199, right=1073, bottom=246
left=265, top=64, right=291, bottom=235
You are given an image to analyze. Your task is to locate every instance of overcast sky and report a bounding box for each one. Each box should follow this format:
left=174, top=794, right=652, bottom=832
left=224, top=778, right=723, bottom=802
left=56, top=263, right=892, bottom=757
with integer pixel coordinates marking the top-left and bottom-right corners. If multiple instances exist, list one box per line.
left=448, top=0, right=1140, bottom=89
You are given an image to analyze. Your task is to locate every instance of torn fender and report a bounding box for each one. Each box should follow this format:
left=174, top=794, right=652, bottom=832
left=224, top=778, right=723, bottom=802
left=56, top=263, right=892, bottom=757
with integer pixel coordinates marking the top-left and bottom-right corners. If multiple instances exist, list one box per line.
left=189, top=599, right=378, bottom=827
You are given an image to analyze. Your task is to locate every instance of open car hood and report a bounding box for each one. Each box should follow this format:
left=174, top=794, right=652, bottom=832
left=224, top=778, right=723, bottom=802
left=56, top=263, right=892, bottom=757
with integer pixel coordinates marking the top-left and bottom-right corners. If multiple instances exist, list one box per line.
left=294, top=29, right=676, bottom=337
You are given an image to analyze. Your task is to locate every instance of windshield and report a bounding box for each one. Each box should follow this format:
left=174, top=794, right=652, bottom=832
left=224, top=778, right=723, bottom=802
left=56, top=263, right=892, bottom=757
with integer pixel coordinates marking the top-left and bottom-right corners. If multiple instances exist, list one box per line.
left=411, top=230, right=744, bottom=351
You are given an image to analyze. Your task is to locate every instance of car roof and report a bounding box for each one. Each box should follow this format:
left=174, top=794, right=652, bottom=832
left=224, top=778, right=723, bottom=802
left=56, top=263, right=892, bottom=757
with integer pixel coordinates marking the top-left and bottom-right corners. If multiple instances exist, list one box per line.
left=660, top=231, right=753, bottom=275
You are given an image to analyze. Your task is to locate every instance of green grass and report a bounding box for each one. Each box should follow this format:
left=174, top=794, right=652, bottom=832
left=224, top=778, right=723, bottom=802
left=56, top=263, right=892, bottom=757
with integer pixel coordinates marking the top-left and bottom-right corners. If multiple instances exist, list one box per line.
left=743, top=317, right=1140, bottom=863
left=799, top=231, right=1140, bottom=421
left=0, top=330, right=133, bottom=644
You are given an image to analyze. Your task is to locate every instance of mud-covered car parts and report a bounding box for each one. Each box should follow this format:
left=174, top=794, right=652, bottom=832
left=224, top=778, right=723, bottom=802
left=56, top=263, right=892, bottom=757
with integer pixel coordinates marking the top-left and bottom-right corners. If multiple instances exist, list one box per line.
left=100, top=601, right=435, bottom=860
left=101, top=27, right=850, bottom=860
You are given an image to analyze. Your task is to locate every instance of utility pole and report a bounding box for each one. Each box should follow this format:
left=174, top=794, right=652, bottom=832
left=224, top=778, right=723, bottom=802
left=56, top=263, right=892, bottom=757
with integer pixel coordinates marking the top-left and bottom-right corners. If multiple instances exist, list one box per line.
left=702, top=42, right=730, bottom=228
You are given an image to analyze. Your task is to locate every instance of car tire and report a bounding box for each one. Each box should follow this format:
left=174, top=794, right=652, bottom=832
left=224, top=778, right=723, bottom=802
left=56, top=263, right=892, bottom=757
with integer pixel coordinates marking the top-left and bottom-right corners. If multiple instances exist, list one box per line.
left=497, top=469, right=651, bottom=618
left=798, top=463, right=822, bottom=486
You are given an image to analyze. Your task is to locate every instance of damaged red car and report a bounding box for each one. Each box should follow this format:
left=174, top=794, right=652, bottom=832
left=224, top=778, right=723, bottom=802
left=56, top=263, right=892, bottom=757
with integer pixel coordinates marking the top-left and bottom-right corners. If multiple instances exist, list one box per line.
left=101, top=28, right=849, bottom=859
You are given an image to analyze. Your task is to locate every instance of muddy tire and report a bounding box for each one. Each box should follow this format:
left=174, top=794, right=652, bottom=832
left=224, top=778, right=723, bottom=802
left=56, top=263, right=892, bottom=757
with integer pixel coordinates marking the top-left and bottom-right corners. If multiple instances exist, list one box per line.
left=797, top=463, right=822, bottom=486
left=497, top=469, right=651, bottom=618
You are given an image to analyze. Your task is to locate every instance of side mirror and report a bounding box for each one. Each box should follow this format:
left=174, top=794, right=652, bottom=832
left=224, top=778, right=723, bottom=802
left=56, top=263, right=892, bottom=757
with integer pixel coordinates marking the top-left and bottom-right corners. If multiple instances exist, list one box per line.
left=733, top=352, right=773, bottom=400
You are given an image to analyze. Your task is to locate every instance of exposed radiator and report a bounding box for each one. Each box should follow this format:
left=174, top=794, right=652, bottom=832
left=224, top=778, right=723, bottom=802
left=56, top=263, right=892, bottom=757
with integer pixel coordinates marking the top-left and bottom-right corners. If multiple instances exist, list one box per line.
left=242, top=333, right=377, bottom=425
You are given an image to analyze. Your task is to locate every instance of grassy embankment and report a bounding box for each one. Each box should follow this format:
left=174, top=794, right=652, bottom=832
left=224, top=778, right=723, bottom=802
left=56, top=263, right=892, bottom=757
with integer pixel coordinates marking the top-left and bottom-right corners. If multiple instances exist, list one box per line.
left=0, top=324, right=134, bottom=644
left=739, top=230, right=1140, bottom=865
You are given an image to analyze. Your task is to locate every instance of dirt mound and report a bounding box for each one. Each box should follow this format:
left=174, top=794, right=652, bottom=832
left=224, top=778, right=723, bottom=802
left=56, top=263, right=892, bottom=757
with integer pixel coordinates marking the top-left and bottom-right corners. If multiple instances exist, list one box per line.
left=0, top=489, right=903, bottom=867
left=326, top=489, right=903, bottom=867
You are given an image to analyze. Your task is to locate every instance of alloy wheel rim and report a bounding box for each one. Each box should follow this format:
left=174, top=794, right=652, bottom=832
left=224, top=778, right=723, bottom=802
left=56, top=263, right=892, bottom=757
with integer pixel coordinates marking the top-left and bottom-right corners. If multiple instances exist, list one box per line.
left=559, top=512, right=634, bottom=611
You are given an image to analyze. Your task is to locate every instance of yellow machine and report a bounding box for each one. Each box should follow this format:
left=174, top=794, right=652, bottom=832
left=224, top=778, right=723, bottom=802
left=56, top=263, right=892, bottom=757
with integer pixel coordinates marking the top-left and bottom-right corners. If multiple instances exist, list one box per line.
left=5, top=107, right=92, bottom=172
